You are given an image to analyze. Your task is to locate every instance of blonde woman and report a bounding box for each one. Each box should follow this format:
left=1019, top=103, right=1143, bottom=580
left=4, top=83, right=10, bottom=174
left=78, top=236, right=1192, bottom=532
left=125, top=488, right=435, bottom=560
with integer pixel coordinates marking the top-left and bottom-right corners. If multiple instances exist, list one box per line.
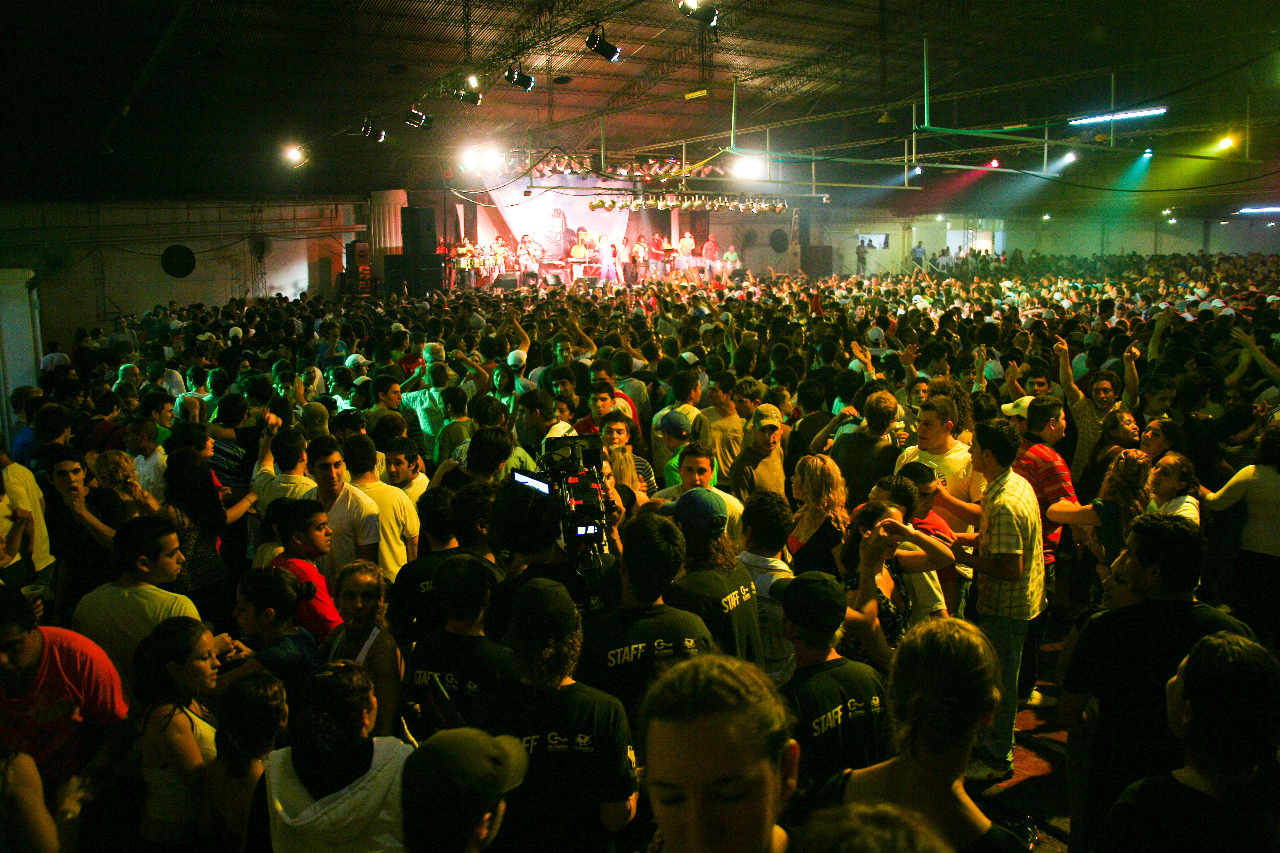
left=93, top=449, right=159, bottom=519
left=788, top=454, right=849, bottom=576
left=604, top=445, right=648, bottom=504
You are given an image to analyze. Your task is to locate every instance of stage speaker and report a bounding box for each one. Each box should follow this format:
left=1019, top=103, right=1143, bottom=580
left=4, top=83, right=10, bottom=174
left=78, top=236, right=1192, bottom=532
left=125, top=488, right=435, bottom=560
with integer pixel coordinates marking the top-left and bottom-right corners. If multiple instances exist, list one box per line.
left=383, top=254, right=415, bottom=289
left=494, top=273, right=519, bottom=291
left=582, top=276, right=599, bottom=288
left=800, top=245, right=833, bottom=278
left=545, top=273, right=563, bottom=288
left=521, top=271, right=539, bottom=288
left=401, top=207, right=436, bottom=257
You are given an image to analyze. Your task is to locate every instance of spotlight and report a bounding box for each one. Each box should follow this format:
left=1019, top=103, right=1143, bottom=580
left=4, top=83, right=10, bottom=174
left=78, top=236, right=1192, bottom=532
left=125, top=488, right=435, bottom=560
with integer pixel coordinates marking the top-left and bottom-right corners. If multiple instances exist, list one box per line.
left=1068, top=106, right=1167, bottom=126
left=935, top=214, right=943, bottom=221
left=657, top=198, right=668, bottom=211
left=283, top=145, right=308, bottom=167
left=586, top=25, right=621, bottom=61
left=404, top=105, right=432, bottom=129
left=360, top=116, right=386, bottom=142
left=482, top=148, right=503, bottom=171
left=1042, top=214, right=1051, bottom=220
left=1143, top=148, right=1153, bottom=157
left=773, top=202, right=785, bottom=213
left=732, top=156, right=765, bottom=179
left=677, top=0, right=719, bottom=27
left=454, top=88, right=482, bottom=105
left=605, top=199, right=617, bottom=210
left=460, top=149, right=480, bottom=171
left=988, top=159, right=999, bottom=168
left=681, top=198, right=693, bottom=210
left=505, top=64, right=535, bottom=91
left=588, top=200, right=604, bottom=211
left=1218, top=136, right=1234, bottom=149
left=1162, top=208, right=1173, bottom=215
left=1168, top=218, right=1177, bottom=224
left=466, top=74, right=481, bottom=90
left=913, top=166, right=923, bottom=175
left=630, top=198, right=643, bottom=212
left=1064, top=152, right=1076, bottom=163
left=728, top=200, right=739, bottom=211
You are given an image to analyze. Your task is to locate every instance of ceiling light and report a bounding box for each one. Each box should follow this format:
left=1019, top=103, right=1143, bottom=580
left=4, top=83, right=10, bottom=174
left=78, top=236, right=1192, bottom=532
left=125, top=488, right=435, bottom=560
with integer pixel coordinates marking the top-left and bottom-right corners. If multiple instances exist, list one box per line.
left=283, top=145, right=308, bottom=167
left=1162, top=208, right=1173, bottom=215
left=1218, top=136, right=1235, bottom=149
left=505, top=64, right=535, bottom=91
left=1064, top=152, right=1076, bottom=163
left=913, top=166, right=923, bottom=175
left=466, top=74, right=481, bottom=90
left=1042, top=214, right=1051, bottom=220
left=732, top=156, right=765, bottom=179
left=586, top=25, right=621, bottom=61
left=988, top=159, right=999, bottom=168
left=1143, top=148, right=1153, bottom=157
left=1238, top=207, right=1280, bottom=213
left=1068, top=106, right=1167, bottom=126
left=676, top=0, right=719, bottom=27
left=460, top=149, right=480, bottom=171
left=1167, top=218, right=1177, bottom=224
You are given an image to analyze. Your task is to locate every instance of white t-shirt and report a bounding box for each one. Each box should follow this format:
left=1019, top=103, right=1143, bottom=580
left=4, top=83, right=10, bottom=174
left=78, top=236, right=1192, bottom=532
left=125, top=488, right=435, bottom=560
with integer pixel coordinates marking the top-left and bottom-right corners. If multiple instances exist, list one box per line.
left=895, top=440, right=985, bottom=535
left=135, top=446, right=168, bottom=503
left=0, top=462, right=53, bottom=571
left=352, top=480, right=420, bottom=580
left=1158, top=494, right=1200, bottom=525
left=304, top=484, right=381, bottom=583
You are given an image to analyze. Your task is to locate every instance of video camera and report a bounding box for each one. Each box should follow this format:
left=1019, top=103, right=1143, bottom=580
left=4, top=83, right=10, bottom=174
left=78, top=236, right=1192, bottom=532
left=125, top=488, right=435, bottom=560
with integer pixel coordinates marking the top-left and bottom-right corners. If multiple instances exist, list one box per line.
left=512, top=435, right=616, bottom=607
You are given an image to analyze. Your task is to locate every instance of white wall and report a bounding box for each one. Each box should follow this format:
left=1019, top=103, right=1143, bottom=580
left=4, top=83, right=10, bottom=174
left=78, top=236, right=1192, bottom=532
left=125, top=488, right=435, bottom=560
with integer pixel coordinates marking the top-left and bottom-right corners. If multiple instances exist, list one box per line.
left=0, top=201, right=359, bottom=344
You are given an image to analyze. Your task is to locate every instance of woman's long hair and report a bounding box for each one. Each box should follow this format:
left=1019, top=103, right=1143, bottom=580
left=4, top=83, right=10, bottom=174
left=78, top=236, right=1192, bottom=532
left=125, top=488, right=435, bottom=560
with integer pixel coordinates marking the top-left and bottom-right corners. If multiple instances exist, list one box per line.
left=164, top=447, right=225, bottom=532
left=133, top=617, right=211, bottom=727
left=1099, top=448, right=1152, bottom=536
left=214, top=672, right=287, bottom=779
left=292, top=661, right=374, bottom=756
left=889, top=619, right=1000, bottom=755
left=794, top=454, right=849, bottom=532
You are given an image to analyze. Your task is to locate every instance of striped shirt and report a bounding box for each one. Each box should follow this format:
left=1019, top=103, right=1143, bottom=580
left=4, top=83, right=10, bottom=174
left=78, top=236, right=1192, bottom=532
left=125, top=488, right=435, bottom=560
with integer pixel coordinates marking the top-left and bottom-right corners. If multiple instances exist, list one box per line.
left=1013, top=437, right=1076, bottom=565
left=976, top=468, right=1045, bottom=621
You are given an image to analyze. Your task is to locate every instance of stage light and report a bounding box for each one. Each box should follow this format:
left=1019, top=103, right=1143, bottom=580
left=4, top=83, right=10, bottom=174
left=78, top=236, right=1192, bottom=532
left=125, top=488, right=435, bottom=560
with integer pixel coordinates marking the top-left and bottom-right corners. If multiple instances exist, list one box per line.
left=630, top=198, right=643, bottom=212
left=586, top=25, right=621, bottom=61
left=1238, top=207, right=1280, bottom=213
left=727, top=200, right=739, bottom=211
left=588, top=200, right=603, bottom=211
left=466, top=74, right=480, bottom=90
left=1167, top=218, right=1177, bottom=224
left=1218, top=136, right=1234, bottom=149
left=656, top=198, right=668, bottom=211
left=1042, top=214, right=1051, bottom=220
left=1064, top=152, right=1076, bottom=163
left=1068, top=106, right=1167, bottom=126
left=1143, top=148, right=1153, bottom=157
left=283, top=145, right=308, bottom=167
left=482, top=148, right=503, bottom=171
left=505, top=64, right=535, bottom=91
left=677, top=0, right=718, bottom=26
left=680, top=198, right=693, bottom=210
left=460, top=149, right=480, bottom=171
left=935, top=214, right=943, bottom=221
left=360, top=116, right=386, bottom=142
left=404, top=105, right=432, bottom=129
left=454, top=89, right=482, bottom=105
left=1162, top=208, right=1173, bottom=215
left=913, top=166, right=923, bottom=175
left=988, top=159, right=999, bottom=168
left=732, top=156, right=765, bottom=179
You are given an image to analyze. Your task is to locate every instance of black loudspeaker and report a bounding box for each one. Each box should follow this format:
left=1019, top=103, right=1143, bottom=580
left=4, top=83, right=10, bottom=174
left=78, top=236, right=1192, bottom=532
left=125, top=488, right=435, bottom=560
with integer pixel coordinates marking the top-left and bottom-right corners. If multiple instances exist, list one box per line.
left=544, top=273, right=563, bottom=288
left=401, top=207, right=436, bottom=257
left=494, top=273, right=519, bottom=291
left=383, top=254, right=416, bottom=289
left=521, top=271, right=539, bottom=288
left=800, top=245, right=833, bottom=278
left=421, top=256, right=445, bottom=293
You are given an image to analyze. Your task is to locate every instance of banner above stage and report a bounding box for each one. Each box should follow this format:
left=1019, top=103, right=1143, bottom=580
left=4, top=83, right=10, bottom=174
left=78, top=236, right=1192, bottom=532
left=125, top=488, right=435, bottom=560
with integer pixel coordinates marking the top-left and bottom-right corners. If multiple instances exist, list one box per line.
left=484, top=175, right=633, bottom=261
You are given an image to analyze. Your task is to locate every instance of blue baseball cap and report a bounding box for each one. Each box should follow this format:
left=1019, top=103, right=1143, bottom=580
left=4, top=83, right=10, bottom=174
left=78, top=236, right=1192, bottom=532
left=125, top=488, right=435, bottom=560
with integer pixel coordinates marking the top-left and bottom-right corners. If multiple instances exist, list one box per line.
left=659, top=487, right=727, bottom=538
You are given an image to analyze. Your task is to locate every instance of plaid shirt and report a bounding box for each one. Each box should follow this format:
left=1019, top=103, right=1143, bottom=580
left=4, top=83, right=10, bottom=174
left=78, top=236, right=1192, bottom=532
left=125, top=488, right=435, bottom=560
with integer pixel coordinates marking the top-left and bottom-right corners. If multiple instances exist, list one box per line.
left=1013, top=436, right=1077, bottom=565
left=976, top=468, right=1045, bottom=621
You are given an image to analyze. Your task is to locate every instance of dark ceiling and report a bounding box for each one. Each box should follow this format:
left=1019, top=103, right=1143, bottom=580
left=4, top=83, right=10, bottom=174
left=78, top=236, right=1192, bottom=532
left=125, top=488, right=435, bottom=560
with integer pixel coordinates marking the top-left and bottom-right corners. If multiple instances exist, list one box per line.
left=5, top=0, right=1280, bottom=218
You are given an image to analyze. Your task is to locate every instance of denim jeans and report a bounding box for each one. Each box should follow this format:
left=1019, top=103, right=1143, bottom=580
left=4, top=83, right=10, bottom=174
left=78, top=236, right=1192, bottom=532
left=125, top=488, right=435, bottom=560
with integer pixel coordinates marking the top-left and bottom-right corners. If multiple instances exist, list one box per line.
left=975, top=613, right=1030, bottom=769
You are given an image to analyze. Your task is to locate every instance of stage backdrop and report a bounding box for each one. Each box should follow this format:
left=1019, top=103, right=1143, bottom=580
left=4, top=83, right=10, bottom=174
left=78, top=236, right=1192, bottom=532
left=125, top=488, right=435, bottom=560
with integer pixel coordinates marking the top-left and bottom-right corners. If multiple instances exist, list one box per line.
left=486, top=176, right=632, bottom=259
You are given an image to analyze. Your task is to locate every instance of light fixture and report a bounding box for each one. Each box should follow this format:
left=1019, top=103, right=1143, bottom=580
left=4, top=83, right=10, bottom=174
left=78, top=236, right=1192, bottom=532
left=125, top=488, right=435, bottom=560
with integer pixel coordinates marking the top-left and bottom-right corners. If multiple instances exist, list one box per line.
left=1218, top=136, right=1235, bottom=149
left=283, top=145, right=309, bottom=167
left=588, top=200, right=603, bottom=211
left=1042, top=214, right=1051, bottom=220
left=586, top=25, right=621, bottom=61
left=1143, top=148, right=1153, bottom=157
left=1239, top=207, right=1280, bottom=214
left=1064, top=152, right=1077, bottom=163
left=1168, top=218, right=1177, bottom=224
left=404, top=105, right=432, bottom=129
left=1162, top=208, right=1173, bottom=215
left=505, top=63, right=535, bottom=91
left=466, top=74, right=481, bottom=90
left=460, top=149, right=480, bottom=171
left=360, top=115, right=386, bottom=142
left=913, top=166, right=923, bottom=175
left=677, top=0, right=719, bottom=26
left=1068, top=106, right=1167, bottom=126
left=732, top=156, right=765, bottom=179
left=988, top=159, right=999, bottom=168
left=935, top=214, right=943, bottom=221
left=454, top=88, right=482, bottom=105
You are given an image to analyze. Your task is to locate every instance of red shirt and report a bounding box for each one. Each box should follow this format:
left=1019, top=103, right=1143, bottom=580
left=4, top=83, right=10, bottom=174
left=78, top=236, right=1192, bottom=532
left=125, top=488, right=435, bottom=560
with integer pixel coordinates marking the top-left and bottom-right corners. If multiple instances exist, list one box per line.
left=0, top=627, right=128, bottom=789
left=1013, top=436, right=1077, bottom=564
left=913, top=510, right=959, bottom=583
left=270, top=556, right=344, bottom=643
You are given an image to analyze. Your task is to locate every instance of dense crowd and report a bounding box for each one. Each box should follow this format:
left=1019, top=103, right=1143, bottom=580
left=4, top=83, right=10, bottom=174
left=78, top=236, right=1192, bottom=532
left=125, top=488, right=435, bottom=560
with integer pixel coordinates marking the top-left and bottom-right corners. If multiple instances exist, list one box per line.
left=3, top=249, right=1280, bottom=853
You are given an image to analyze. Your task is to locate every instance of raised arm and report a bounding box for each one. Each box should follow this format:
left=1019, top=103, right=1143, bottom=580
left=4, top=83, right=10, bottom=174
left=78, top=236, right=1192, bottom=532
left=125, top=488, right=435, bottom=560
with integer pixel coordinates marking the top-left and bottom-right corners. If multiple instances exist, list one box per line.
left=1054, top=335, right=1084, bottom=405
left=810, top=407, right=858, bottom=455
left=1122, top=344, right=1141, bottom=412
